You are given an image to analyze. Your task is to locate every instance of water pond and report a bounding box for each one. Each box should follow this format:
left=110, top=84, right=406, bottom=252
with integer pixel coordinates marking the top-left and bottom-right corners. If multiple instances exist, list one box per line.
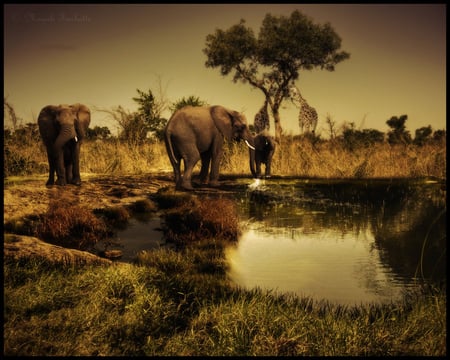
left=110, top=178, right=446, bottom=306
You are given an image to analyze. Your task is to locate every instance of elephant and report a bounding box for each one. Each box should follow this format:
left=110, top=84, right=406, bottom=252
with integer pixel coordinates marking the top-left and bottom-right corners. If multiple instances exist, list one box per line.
left=249, top=131, right=276, bottom=178
left=38, top=103, right=91, bottom=186
left=164, top=105, right=255, bottom=191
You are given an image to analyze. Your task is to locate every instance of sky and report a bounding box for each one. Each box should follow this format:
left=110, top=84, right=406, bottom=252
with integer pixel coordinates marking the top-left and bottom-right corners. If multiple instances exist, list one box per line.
left=4, top=3, right=446, bottom=137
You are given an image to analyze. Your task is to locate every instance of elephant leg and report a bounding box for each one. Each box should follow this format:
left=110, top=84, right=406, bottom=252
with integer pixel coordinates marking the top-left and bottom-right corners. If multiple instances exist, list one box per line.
left=209, top=146, right=223, bottom=187
left=172, top=161, right=182, bottom=190
left=70, top=141, right=82, bottom=185
left=181, top=153, right=200, bottom=191
left=46, top=150, right=56, bottom=186
left=265, top=161, right=272, bottom=178
left=255, top=153, right=263, bottom=178
left=63, top=144, right=74, bottom=184
left=55, top=148, right=67, bottom=186
left=199, top=152, right=211, bottom=184
left=65, top=164, right=73, bottom=184
left=255, top=160, right=262, bottom=178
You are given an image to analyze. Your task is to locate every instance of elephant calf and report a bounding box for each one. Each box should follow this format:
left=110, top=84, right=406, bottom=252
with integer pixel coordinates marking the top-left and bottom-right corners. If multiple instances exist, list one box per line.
left=38, top=103, right=91, bottom=186
left=164, top=105, right=255, bottom=191
left=249, top=132, right=276, bottom=178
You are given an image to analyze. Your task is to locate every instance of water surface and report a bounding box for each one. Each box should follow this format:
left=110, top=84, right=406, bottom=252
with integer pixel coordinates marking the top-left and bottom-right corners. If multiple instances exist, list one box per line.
left=225, top=178, right=446, bottom=305
left=110, top=178, right=446, bottom=306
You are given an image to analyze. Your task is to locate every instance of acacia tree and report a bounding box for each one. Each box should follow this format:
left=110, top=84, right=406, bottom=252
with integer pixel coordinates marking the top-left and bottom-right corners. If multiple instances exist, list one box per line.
left=203, top=10, right=350, bottom=139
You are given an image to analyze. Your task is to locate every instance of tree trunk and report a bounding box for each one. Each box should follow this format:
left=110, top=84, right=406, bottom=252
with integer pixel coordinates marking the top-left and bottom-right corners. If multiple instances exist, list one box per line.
left=273, top=111, right=283, bottom=141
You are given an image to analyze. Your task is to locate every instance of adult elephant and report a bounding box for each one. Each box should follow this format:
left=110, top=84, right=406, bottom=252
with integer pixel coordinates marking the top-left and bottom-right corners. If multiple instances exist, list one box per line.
left=38, top=103, right=91, bottom=186
left=249, top=131, right=276, bottom=178
left=164, top=105, right=255, bottom=191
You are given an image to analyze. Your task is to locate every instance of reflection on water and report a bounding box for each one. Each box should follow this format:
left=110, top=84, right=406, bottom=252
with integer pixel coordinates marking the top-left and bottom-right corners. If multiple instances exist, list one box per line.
left=106, top=215, right=164, bottom=263
left=226, top=179, right=446, bottom=305
left=106, top=178, right=445, bottom=306
left=226, top=226, right=405, bottom=305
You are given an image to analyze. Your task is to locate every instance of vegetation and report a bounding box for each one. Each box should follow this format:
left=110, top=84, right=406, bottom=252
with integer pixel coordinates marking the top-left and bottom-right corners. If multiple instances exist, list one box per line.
left=3, top=190, right=447, bottom=356
left=3, top=77, right=446, bottom=356
left=168, top=95, right=208, bottom=113
left=4, top=250, right=446, bottom=356
left=3, top=122, right=446, bottom=180
left=203, top=10, right=350, bottom=139
left=159, top=192, right=241, bottom=246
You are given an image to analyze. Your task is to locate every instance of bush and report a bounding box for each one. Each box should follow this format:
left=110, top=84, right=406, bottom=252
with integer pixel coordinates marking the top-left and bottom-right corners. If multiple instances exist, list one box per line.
left=35, top=202, right=112, bottom=250
left=163, top=195, right=240, bottom=246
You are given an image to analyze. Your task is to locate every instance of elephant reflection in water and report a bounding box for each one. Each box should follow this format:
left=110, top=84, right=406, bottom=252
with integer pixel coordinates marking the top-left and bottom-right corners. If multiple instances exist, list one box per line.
left=249, top=131, right=276, bottom=179
left=38, top=103, right=91, bottom=186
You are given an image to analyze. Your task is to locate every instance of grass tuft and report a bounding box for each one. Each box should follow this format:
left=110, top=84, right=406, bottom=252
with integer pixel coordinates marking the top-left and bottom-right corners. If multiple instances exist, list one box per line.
left=34, top=202, right=111, bottom=249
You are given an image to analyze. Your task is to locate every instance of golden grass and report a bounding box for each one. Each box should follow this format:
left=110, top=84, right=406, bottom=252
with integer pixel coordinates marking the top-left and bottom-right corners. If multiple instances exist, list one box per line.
left=161, top=193, right=240, bottom=245
left=5, top=136, right=446, bottom=180
left=34, top=202, right=111, bottom=250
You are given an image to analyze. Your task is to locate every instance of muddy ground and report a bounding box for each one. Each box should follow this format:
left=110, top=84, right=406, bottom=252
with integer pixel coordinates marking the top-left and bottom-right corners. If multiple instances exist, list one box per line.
left=4, top=173, right=177, bottom=222
left=3, top=173, right=174, bottom=264
left=3, top=172, right=249, bottom=264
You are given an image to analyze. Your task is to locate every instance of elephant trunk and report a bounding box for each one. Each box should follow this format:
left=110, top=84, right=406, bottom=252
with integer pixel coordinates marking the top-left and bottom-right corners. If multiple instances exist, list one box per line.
left=241, top=126, right=255, bottom=150
left=54, top=124, right=78, bottom=151
left=52, top=124, right=77, bottom=184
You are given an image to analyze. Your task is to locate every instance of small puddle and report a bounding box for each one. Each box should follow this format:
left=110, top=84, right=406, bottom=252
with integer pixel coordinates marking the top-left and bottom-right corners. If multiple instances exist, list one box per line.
left=99, top=214, right=165, bottom=263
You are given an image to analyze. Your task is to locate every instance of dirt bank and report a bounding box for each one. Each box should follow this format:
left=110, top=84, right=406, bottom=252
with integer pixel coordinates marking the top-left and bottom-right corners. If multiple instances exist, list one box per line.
left=3, top=173, right=175, bottom=223
left=3, top=172, right=250, bottom=264
left=3, top=173, right=177, bottom=264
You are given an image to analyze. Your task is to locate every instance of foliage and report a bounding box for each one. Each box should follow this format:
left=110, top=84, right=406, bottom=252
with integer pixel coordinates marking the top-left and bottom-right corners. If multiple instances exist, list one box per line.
left=169, top=95, right=208, bottom=114
left=133, top=88, right=168, bottom=141
left=97, top=106, right=145, bottom=145
left=432, top=129, right=446, bottom=143
left=341, top=123, right=385, bottom=150
left=413, top=126, right=433, bottom=146
left=4, top=122, right=46, bottom=176
left=34, top=202, right=112, bottom=250
left=86, top=126, right=111, bottom=140
left=4, top=97, right=22, bottom=130
left=203, top=10, right=350, bottom=138
left=2, top=100, right=446, bottom=179
left=99, top=88, right=168, bottom=144
left=386, top=114, right=412, bottom=145
left=157, top=191, right=240, bottom=246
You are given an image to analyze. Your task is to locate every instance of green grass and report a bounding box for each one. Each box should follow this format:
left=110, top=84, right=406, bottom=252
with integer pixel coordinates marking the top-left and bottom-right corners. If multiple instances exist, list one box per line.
left=3, top=254, right=446, bottom=356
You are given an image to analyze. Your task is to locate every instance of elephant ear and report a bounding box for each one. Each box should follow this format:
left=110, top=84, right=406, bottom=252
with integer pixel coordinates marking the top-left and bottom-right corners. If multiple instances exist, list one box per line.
left=70, top=103, right=91, bottom=136
left=210, top=106, right=233, bottom=141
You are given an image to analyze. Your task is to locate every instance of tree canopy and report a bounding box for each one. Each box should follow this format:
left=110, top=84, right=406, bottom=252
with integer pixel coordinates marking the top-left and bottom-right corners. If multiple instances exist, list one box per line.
left=203, top=10, right=350, bottom=139
left=169, top=95, right=208, bottom=114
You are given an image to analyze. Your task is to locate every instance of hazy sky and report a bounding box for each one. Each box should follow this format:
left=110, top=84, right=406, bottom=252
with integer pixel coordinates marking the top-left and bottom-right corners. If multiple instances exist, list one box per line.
left=4, top=4, right=446, bottom=136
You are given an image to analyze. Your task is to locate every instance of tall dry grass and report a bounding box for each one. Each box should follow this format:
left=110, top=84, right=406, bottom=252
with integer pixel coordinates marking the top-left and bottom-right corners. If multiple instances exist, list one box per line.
left=5, top=136, right=446, bottom=180
left=262, top=138, right=447, bottom=179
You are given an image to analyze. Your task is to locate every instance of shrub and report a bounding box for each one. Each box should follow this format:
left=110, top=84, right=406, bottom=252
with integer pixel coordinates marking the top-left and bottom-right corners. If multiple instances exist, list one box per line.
left=163, top=196, right=240, bottom=246
left=35, top=202, right=111, bottom=250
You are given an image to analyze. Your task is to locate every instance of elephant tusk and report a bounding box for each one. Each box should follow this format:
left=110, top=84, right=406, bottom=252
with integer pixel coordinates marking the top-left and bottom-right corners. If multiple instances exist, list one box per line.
left=74, top=136, right=78, bottom=142
left=244, top=140, right=255, bottom=150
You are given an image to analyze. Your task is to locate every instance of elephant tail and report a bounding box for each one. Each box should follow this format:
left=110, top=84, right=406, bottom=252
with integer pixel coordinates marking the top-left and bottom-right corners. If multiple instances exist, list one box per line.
left=164, top=129, right=179, bottom=165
